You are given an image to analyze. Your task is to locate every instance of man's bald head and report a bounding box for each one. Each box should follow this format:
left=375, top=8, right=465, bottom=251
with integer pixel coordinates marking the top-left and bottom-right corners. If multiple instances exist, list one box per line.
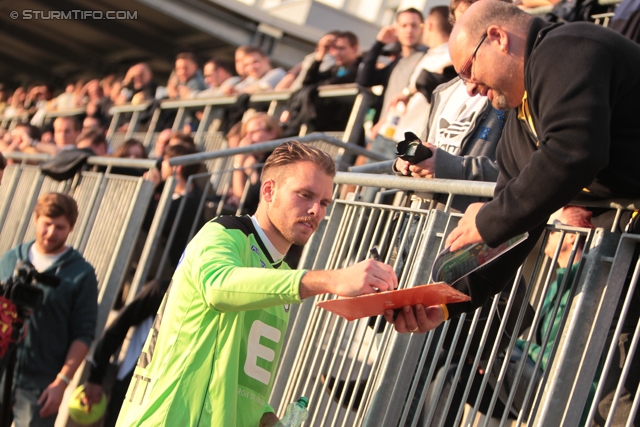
left=453, top=0, right=531, bottom=43
left=449, top=0, right=513, bottom=25
left=450, top=0, right=531, bottom=110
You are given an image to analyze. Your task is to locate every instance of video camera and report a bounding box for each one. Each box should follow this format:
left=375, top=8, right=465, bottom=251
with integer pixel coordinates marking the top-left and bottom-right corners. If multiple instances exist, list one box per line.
left=396, top=131, right=433, bottom=165
left=0, top=260, right=60, bottom=320
left=0, top=262, right=59, bottom=424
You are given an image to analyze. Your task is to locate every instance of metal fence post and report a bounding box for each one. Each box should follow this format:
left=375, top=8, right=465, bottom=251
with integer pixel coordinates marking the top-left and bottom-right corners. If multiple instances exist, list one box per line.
left=533, top=229, right=622, bottom=426
left=0, top=165, right=20, bottom=229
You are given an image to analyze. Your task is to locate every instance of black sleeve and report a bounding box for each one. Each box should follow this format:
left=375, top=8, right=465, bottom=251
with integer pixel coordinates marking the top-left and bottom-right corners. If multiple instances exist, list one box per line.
left=166, top=190, right=203, bottom=268
left=302, top=60, right=332, bottom=85
left=476, top=33, right=614, bottom=246
left=415, top=66, right=458, bottom=104
left=142, top=183, right=163, bottom=232
left=87, top=279, right=170, bottom=384
left=356, top=41, right=394, bottom=88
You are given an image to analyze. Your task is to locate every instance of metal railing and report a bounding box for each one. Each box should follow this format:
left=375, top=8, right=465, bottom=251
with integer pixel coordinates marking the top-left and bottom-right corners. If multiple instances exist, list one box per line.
left=2, top=149, right=639, bottom=427
left=41, top=107, right=86, bottom=121
left=268, top=174, right=640, bottom=427
left=0, top=111, right=31, bottom=131
left=592, top=12, right=616, bottom=26
left=0, top=107, right=87, bottom=131
left=106, top=83, right=371, bottom=155
left=0, top=153, right=156, bottom=426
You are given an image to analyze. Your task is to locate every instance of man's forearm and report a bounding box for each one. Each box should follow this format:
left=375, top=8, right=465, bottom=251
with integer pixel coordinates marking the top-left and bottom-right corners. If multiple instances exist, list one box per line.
left=299, top=259, right=396, bottom=299
left=59, top=340, right=89, bottom=382
left=299, top=270, right=336, bottom=299
left=34, top=142, right=60, bottom=156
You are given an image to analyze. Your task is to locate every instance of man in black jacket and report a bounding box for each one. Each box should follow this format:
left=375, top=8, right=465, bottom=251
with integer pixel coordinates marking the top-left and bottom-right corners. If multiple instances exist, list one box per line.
left=288, top=31, right=362, bottom=135
left=0, top=193, right=98, bottom=427
left=82, top=279, right=170, bottom=427
left=440, top=0, right=640, bottom=315
left=387, top=1, right=640, bottom=424
left=142, top=143, right=203, bottom=276
left=303, top=31, right=361, bottom=86
left=388, top=0, right=640, bottom=332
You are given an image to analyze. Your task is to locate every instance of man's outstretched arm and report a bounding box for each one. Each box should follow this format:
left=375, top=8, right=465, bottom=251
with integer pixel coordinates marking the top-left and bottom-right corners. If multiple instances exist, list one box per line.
left=300, top=258, right=398, bottom=299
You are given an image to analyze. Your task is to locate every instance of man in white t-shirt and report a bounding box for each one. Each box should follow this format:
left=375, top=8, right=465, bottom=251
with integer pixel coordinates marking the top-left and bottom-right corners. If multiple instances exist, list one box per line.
left=392, top=6, right=456, bottom=140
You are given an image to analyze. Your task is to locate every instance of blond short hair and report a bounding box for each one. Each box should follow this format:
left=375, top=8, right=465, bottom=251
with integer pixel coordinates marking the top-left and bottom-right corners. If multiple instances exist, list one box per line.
left=261, top=141, right=335, bottom=182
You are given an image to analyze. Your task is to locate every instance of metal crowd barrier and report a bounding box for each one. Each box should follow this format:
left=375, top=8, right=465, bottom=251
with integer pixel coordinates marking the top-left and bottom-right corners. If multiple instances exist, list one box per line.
left=0, top=107, right=86, bottom=132
left=0, top=153, right=157, bottom=426
left=592, top=0, right=621, bottom=26
left=266, top=173, right=640, bottom=427
left=0, top=111, right=31, bottom=131
left=3, top=147, right=638, bottom=427
left=106, top=83, right=372, bottom=155
left=41, top=107, right=86, bottom=122
left=592, top=12, right=615, bottom=26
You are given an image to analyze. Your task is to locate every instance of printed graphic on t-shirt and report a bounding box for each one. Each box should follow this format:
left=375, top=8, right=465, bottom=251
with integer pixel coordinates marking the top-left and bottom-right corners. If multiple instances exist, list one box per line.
left=238, top=311, right=287, bottom=405
left=437, top=113, right=476, bottom=154
left=431, top=83, right=488, bottom=155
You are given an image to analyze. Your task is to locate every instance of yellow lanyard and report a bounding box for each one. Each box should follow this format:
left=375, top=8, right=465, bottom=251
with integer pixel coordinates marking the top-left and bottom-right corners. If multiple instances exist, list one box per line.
left=517, top=91, right=539, bottom=147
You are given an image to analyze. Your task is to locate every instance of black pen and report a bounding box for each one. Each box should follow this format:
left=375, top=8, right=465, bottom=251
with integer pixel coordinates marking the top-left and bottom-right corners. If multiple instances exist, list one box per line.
left=369, top=248, right=382, bottom=293
left=370, top=247, right=401, bottom=320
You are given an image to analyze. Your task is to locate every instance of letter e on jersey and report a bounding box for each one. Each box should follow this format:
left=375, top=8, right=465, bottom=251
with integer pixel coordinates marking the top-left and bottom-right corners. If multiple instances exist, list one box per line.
left=244, top=320, right=282, bottom=384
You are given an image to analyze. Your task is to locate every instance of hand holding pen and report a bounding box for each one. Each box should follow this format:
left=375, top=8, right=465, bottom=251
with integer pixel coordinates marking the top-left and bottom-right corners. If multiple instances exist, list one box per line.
left=370, top=247, right=403, bottom=320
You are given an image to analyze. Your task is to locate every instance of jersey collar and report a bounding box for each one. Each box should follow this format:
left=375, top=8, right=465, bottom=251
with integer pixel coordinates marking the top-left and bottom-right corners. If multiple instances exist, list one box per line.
left=251, top=215, right=286, bottom=263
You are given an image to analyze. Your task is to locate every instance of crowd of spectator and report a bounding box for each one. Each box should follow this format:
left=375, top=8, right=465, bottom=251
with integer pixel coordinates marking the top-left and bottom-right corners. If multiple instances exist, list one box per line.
left=0, top=0, right=634, bottom=163
left=0, top=4, right=463, bottom=227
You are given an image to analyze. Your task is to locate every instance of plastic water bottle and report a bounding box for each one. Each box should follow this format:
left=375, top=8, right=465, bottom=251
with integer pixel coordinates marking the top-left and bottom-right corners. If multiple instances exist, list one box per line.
left=274, top=396, right=309, bottom=427
left=382, top=102, right=406, bottom=139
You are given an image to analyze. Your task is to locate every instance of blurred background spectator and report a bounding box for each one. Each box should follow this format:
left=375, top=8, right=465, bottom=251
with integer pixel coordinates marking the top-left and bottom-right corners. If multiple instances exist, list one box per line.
left=167, top=53, right=206, bottom=100
left=196, top=58, right=240, bottom=98
left=231, top=47, right=286, bottom=94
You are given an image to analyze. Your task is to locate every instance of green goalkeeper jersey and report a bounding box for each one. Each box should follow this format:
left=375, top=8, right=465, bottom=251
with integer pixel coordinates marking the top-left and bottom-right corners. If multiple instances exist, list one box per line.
left=117, top=216, right=306, bottom=427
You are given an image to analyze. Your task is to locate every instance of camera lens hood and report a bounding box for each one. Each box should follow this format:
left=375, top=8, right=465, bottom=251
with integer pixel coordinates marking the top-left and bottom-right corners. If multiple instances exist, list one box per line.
left=396, top=132, right=432, bottom=165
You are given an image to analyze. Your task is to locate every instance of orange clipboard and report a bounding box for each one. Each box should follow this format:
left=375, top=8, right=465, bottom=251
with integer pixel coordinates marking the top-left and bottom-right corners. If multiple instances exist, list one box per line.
left=316, top=283, right=470, bottom=321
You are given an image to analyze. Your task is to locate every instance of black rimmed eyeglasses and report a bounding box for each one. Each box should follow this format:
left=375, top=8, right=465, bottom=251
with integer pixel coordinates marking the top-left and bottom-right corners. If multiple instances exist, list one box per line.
left=458, top=32, right=488, bottom=83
